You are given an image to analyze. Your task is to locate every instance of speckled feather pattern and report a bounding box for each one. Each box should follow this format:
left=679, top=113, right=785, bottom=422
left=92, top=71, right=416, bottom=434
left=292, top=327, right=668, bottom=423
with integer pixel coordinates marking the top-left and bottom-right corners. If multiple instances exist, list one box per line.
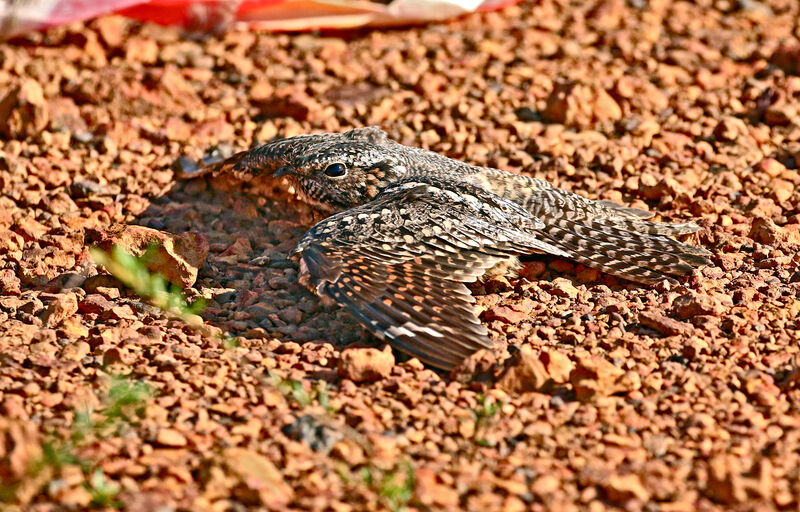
left=181, top=127, right=712, bottom=370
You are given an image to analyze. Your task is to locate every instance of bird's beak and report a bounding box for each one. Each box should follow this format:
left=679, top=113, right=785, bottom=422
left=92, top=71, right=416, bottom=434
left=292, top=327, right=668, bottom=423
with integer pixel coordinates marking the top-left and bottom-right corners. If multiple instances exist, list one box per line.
left=273, top=166, right=296, bottom=177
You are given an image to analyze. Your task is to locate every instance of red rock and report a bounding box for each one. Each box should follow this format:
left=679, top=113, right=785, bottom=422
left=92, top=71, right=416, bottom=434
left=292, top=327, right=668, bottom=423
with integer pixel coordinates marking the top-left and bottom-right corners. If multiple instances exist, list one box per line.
left=602, top=473, right=650, bottom=503
left=91, top=224, right=209, bottom=288
left=498, top=346, right=552, bottom=393
left=0, top=269, right=21, bottom=295
left=108, top=304, right=137, bottom=321
left=78, top=294, right=115, bottom=314
left=48, top=97, right=87, bottom=134
left=593, top=88, right=623, bottom=122
left=94, top=15, right=128, bottom=48
left=82, top=274, right=124, bottom=294
left=570, top=355, right=637, bottom=401
left=549, top=259, right=574, bottom=274
left=0, top=79, right=49, bottom=139
left=672, top=292, right=726, bottom=319
left=124, top=37, right=159, bottom=64
left=743, top=371, right=781, bottom=407
left=249, top=81, right=274, bottom=103
left=0, top=419, right=50, bottom=506
left=540, top=348, right=574, bottom=384
left=614, top=78, right=669, bottom=111
left=0, top=417, right=43, bottom=480
left=713, top=116, right=748, bottom=142
left=531, top=474, right=561, bottom=497
left=639, top=310, right=692, bottom=336
left=450, top=349, right=497, bottom=383
left=0, top=229, right=24, bottom=253
left=221, top=448, right=293, bottom=506
left=707, top=455, right=748, bottom=504
left=254, top=88, right=324, bottom=122
left=518, top=260, right=546, bottom=280
left=640, top=176, right=684, bottom=200
left=770, top=43, right=800, bottom=75
left=771, top=178, right=794, bottom=203
left=587, top=0, right=624, bottom=30
left=749, top=217, right=798, bottom=245
left=103, top=347, right=134, bottom=366
left=415, top=466, right=460, bottom=508
left=155, top=427, right=188, bottom=447
left=30, top=339, right=58, bottom=358
left=330, top=438, right=366, bottom=466
left=543, top=82, right=622, bottom=128
left=764, top=102, right=798, bottom=126
left=54, top=486, right=93, bottom=507
left=12, top=217, right=49, bottom=241
left=61, top=341, right=91, bottom=362
left=575, top=266, right=600, bottom=283
left=165, top=117, right=191, bottom=142
left=216, top=237, right=253, bottom=264
left=44, top=192, right=78, bottom=214
left=41, top=293, right=79, bottom=327
left=337, top=345, right=395, bottom=382
left=550, top=278, right=579, bottom=299
left=484, top=299, right=534, bottom=324
left=757, top=158, right=786, bottom=178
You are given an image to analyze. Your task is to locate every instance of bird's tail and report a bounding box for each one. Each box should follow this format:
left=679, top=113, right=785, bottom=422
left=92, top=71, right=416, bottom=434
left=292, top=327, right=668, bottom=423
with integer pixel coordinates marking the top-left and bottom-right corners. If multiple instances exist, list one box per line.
left=529, top=190, right=712, bottom=284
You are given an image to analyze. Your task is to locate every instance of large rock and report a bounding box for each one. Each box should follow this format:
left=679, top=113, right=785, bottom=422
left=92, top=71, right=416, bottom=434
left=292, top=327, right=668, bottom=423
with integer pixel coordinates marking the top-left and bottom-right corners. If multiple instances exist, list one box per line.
left=639, top=309, right=692, bottom=336
left=749, top=217, right=800, bottom=245
left=672, top=292, right=727, bottom=319
left=90, top=224, right=209, bottom=288
left=602, top=473, right=650, bottom=504
left=0, top=80, right=49, bottom=139
left=0, top=229, right=25, bottom=254
left=41, top=293, right=79, bottom=327
left=498, top=346, right=552, bottom=393
left=0, top=269, right=21, bottom=296
left=543, top=82, right=622, bottom=128
left=337, top=345, right=395, bottom=382
left=0, top=418, right=50, bottom=506
left=770, top=43, right=800, bottom=76
left=155, top=427, right=188, bottom=447
left=498, top=347, right=575, bottom=393
left=570, top=355, right=640, bottom=401
left=212, top=448, right=294, bottom=506
left=483, top=298, right=534, bottom=324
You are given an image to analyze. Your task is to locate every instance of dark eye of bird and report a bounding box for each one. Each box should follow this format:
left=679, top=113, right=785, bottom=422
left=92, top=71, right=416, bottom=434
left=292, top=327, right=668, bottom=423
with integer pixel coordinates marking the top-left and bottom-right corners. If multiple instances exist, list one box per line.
left=324, top=163, right=347, bottom=178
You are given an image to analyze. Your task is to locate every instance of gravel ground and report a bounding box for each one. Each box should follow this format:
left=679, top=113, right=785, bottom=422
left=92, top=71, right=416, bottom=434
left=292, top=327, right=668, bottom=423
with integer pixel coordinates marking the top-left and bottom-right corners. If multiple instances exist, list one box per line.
left=2, top=1, right=800, bottom=510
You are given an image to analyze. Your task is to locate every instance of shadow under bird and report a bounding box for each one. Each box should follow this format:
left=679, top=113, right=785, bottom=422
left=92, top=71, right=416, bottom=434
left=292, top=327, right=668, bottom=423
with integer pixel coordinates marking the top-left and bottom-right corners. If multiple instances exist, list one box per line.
left=177, top=127, right=712, bottom=370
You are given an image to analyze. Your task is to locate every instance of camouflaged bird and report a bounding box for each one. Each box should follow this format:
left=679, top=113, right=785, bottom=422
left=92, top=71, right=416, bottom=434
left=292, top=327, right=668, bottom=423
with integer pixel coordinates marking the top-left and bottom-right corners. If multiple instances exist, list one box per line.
left=178, top=126, right=712, bottom=370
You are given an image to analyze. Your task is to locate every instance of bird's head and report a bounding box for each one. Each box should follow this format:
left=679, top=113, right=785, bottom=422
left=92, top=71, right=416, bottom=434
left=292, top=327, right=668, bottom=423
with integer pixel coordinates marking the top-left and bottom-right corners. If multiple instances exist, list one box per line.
left=255, top=127, right=408, bottom=212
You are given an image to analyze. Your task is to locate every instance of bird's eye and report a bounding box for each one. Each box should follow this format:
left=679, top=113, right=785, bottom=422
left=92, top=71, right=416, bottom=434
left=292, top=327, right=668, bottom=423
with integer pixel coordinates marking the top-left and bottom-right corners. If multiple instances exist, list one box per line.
left=324, top=163, right=347, bottom=178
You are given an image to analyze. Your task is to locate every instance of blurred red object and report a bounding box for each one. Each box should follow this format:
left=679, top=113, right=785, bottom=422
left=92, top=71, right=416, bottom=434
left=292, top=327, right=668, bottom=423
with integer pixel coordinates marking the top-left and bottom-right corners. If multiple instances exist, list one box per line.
left=0, top=0, right=520, bottom=39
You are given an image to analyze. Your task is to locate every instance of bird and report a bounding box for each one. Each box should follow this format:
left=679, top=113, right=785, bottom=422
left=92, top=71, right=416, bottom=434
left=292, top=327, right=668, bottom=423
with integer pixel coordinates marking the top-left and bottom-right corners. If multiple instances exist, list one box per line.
left=177, top=126, right=712, bottom=370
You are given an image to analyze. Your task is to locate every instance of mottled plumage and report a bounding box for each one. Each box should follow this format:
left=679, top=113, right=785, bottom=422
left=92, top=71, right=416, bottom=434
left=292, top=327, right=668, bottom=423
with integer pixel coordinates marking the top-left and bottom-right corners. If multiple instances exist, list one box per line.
left=179, top=127, right=712, bottom=370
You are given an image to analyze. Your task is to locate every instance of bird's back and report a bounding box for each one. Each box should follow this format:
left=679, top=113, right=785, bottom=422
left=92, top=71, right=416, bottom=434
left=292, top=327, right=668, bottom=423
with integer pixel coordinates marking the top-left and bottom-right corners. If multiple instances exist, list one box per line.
left=393, top=146, right=711, bottom=284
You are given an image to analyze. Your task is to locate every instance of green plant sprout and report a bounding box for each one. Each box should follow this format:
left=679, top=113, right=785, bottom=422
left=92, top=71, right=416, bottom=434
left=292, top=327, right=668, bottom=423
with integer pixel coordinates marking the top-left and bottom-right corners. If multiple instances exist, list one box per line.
left=359, top=462, right=415, bottom=512
left=87, top=468, right=122, bottom=508
left=471, top=393, right=503, bottom=447
left=266, top=371, right=338, bottom=413
left=89, top=244, right=206, bottom=323
left=1, top=375, right=152, bottom=506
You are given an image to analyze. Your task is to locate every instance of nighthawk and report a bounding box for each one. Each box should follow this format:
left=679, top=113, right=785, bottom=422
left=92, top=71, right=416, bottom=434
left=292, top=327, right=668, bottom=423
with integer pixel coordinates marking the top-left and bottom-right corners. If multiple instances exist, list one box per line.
left=178, top=127, right=712, bottom=370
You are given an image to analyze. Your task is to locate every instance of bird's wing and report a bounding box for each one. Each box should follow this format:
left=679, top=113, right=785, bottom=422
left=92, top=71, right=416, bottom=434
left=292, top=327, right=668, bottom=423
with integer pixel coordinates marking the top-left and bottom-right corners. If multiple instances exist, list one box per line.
left=294, top=180, right=570, bottom=370
left=594, top=200, right=655, bottom=220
